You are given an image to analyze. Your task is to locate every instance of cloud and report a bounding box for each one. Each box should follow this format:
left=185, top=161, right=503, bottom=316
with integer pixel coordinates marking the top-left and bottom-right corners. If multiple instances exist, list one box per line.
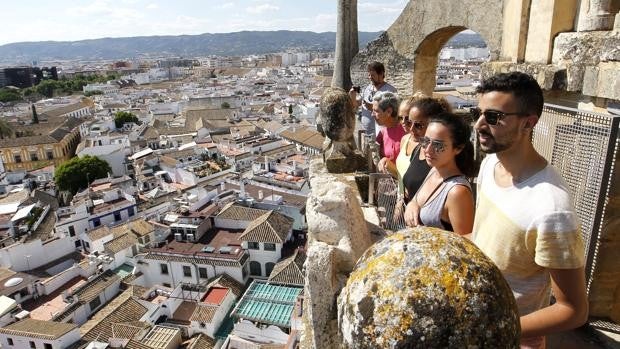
left=65, top=0, right=143, bottom=20
left=146, top=3, right=159, bottom=9
left=246, top=4, right=280, bottom=14
left=358, top=0, right=407, bottom=13
left=216, top=2, right=235, bottom=9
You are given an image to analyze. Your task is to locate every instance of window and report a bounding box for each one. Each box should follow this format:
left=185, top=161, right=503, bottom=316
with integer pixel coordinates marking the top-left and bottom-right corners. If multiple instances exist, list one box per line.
left=199, top=267, right=208, bottom=279
left=242, top=263, right=248, bottom=278
left=114, top=211, right=122, bottom=222
left=46, top=150, right=54, bottom=160
left=266, top=262, right=275, bottom=276
left=30, top=341, right=36, bottom=349
left=127, top=207, right=135, bottom=217
left=7, top=338, right=13, bottom=346
left=92, top=218, right=101, bottom=227
left=83, top=241, right=90, bottom=248
left=183, top=265, right=192, bottom=278
left=144, top=235, right=150, bottom=243
left=250, top=261, right=262, bottom=276
left=68, top=226, right=75, bottom=237
left=30, top=152, right=38, bottom=161
left=247, top=241, right=260, bottom=250
left=44, top=344, right=52, bottom=349
left=14, top=155, right=21, bottom=163
left=160, top=263, right=169, bottom=275
left=264, top=243, right=276, bottom=251
left=89, top=296, right=102, bottom=311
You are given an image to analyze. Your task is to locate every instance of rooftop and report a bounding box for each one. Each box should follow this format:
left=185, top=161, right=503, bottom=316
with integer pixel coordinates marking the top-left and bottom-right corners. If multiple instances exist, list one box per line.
left=231, top=280, right=302, bottom=328
left=0, top=318, right=77, bottom=340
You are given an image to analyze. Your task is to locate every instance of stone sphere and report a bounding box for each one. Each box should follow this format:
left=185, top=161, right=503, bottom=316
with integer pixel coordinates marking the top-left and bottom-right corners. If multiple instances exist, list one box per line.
left=338, top=227, right=520, bottom=349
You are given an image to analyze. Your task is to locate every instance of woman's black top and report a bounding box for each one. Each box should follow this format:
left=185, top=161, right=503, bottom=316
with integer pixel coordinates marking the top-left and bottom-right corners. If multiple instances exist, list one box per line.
left=402, top=144, right=432, bottom=202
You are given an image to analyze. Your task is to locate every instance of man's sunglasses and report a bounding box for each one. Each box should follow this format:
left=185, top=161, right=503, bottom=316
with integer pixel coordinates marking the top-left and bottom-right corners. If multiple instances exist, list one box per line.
left=419, top=137, right=446, bottom=153
left=470, top=107, right=524, bottom=125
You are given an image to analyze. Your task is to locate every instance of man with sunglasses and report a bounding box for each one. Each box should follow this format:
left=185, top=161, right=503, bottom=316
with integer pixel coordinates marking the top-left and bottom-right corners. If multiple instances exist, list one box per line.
left=471, top=72, right=587, bottom=348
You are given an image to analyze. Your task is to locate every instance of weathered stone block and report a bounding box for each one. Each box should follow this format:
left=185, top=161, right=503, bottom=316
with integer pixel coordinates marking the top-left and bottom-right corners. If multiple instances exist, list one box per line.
left=338, top=227, right=520, bottom=349
left=552, top=31, right=620, bottom=65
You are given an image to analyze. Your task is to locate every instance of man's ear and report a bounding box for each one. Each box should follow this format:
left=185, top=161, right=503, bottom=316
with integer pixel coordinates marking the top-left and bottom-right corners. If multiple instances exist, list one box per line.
left=524, top=114, right=538, bottom=129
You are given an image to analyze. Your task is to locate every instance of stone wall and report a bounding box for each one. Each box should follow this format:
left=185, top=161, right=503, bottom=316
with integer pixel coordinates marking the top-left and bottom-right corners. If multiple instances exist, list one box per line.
left=351, top=0, right=504, bottom=96
left=300, top=158, right=377, bottom=349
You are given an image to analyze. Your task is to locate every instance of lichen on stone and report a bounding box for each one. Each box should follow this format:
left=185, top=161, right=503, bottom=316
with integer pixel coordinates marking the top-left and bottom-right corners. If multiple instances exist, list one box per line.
left=338, top=227, right=520, bottom=348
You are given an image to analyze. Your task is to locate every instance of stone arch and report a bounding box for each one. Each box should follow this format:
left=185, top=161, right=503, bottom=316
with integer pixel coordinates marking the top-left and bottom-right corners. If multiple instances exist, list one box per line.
left=351, top=0, right=504, bottom=96
left=413, top=26, right=469, bottom=96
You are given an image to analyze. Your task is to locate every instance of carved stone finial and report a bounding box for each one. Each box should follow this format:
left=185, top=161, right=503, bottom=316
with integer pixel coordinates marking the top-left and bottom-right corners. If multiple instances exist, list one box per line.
left=338, top=227, right=521, bottom=348
left=317, top=87, right=366, bottom=173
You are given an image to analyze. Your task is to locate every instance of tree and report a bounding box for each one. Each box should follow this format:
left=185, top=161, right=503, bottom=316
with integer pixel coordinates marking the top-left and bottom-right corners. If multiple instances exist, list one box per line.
left=54, top=155, right=111, bottom=194
left=0, top=88, right=22, bottom=103
left=0, top=118, right=14, bottom=139
left=221, top=102, right=230, bottom=109
left=31, top=104, right=39, bottom=124
left=114, top=111, right=140, bottom=129
left=35, top=80, right=59, bottom=98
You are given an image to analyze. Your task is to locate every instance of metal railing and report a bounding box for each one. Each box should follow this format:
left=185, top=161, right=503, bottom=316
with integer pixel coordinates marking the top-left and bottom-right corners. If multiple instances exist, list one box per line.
left=533, top=104, right=620, bottom=332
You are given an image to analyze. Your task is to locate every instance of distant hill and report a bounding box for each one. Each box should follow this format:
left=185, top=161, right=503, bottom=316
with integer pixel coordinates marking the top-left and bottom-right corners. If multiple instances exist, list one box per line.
left=0, top=31, right=383, bottom=63
left=0, top=31, right=485, bottom=64
left=445, top=32, right=487, bottom=48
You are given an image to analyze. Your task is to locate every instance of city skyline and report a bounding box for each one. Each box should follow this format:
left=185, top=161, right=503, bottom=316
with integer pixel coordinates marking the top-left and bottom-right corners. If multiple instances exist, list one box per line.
left=1, top=0, right=408, bottom=46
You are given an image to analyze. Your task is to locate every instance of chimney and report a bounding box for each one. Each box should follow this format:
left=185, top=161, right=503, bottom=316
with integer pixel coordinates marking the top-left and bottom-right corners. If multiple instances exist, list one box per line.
left=220, top=182, right=226, bottom=192
left=258, top=190, right=263, bottom=200
left=239, top=179, right=246, bottom=199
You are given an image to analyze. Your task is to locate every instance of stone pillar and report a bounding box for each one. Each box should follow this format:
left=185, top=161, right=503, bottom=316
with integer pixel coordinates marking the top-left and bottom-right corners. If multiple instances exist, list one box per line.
left=332, top=0, right=358, bottom=90
left=500, top=0, right=531, bottom=62
left=300, top=158, right=373, bottom=349
left=576, top=0, right=618, bottom=31
left=524, top=0, right=579, bottom=63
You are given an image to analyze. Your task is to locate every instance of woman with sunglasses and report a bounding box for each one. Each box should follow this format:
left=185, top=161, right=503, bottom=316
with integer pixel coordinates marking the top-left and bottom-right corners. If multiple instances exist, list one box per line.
left=400, top=97, right=452, bottom=202
left=404, top=112, right=475, bottom=236
left=394, top=93, right=426, bottom=191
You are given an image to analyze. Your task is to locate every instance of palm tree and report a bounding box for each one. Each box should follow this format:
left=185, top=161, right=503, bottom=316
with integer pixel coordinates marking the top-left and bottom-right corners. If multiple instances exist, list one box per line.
left=0, top=118, right=14, bottom=140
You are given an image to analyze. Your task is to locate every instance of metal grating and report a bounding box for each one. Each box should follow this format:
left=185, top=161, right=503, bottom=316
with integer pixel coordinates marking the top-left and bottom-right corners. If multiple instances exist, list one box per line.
left=376, top=176, right=406, bottom=231
left=533, top=104, right=620, bottom=331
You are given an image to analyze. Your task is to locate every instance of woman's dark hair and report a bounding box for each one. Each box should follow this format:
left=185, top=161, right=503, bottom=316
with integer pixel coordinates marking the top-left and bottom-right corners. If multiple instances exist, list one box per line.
left=412, top=97, right=452, bottom=119
left=429, top=112, right=475, bottom=177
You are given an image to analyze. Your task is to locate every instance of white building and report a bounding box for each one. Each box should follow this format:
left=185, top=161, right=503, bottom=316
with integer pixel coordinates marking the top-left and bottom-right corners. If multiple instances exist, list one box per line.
left=0, top=318, right=80, bottom=349
left=239, top=211, right=293, bottom=278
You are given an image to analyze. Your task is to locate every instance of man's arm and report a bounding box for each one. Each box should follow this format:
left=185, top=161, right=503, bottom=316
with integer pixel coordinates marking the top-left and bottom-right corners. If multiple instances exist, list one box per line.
left=520, top=266, right=588, bottom=338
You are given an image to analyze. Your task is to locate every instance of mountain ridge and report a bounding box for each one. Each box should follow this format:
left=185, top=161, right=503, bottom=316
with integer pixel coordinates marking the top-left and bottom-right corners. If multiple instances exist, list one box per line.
left=0, top=31, right=485, bottom=63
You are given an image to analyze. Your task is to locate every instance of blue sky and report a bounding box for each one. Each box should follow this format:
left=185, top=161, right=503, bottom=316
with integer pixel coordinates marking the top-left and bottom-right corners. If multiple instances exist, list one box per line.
left=1, top=0, right=408, bottom=45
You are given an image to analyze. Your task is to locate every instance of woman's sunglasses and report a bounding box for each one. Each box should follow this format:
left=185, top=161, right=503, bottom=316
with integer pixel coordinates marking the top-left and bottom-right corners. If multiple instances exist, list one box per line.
left=419, top=136, right=446, bottom=153
left=398, top=116, right=426, bottom=130
left=470, top=107, right=524, bottom=126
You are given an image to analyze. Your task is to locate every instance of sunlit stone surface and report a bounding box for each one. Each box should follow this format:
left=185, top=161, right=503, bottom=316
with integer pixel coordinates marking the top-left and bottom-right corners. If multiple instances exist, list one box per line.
left=338, top=227, right=520, bottom=349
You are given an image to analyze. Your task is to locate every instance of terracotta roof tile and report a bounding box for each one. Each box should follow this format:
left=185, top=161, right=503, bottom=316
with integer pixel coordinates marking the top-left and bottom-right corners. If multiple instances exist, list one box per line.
left=268, top=250, right=306, bottom=286
left=188, top=333, right=215, bottom=349
left=239, top=211, right=293, bottom=244
left=190, top=304, right=218, bottom=322
left=104, top=233, right=137, bottom=254
left=0, top=318, right=77, bottom=340
left=216, top=202, right=268, bottom=222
